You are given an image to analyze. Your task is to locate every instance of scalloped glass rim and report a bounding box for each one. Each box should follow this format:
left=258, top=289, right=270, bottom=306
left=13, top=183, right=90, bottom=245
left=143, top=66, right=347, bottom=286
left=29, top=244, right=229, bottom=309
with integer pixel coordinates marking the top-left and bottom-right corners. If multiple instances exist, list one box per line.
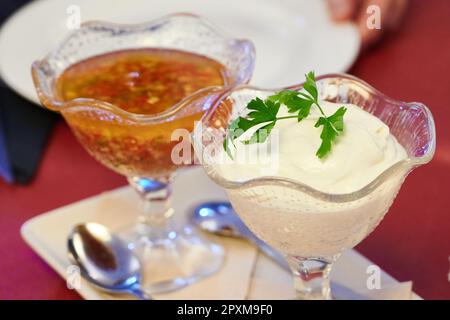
left=31, top=12, right=255, bottom=124
left=199, top=73, right=436, bottom=202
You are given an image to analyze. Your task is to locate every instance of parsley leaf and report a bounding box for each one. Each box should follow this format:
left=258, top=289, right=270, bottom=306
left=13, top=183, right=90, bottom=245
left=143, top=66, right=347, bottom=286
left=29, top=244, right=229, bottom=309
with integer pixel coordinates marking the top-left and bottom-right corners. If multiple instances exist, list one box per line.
left=246, top=98, right=280, bottom=123
left=314, top=107, right=347, bottom=158
left=268, top=90, right=314, bottom=121
left=304, top=71, right=318, bottom=102
left=223, top=98, right=281, bottom=153
left=268, top=90, right=298, bottom=104
left=289, top=96, right=314, bottom=121
left=242, top=121, right=276, bottom=145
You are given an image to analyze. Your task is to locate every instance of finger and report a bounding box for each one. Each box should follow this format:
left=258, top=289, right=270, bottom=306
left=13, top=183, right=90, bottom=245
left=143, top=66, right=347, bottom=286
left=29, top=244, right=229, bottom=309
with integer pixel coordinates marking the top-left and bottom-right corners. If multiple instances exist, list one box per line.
left=357, top=0, right=393, bottom=49
left=386, top=0, right=409, bottom=30
left=327, top=0, right=359, bottom=22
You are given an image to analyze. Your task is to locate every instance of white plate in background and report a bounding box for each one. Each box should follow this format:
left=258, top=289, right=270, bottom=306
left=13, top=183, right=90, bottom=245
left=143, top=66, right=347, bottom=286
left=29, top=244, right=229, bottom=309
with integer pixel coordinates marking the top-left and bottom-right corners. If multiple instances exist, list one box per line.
left=0, top=0, right=360, bottom=104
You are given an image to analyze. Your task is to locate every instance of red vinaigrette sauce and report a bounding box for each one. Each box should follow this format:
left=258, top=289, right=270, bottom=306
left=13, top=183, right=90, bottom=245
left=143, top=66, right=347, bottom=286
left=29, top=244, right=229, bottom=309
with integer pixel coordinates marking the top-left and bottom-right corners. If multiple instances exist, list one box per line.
left=57, top=48, right=230, bottom=177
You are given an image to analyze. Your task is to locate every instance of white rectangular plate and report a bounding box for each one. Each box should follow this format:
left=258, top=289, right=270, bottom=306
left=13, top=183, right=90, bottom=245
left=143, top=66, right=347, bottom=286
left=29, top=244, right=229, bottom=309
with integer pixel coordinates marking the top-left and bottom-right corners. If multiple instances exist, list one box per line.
left=21, top=167, right=420, bottom=299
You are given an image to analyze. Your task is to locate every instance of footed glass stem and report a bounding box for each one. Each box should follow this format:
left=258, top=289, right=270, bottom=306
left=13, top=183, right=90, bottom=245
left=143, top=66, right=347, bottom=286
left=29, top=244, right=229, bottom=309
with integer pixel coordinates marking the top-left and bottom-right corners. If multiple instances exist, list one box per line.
left=287, top=255, right=338, bottom=300
left=123, top=177, right=224, bottom=294
left=128, top=176, right=174, bottom=237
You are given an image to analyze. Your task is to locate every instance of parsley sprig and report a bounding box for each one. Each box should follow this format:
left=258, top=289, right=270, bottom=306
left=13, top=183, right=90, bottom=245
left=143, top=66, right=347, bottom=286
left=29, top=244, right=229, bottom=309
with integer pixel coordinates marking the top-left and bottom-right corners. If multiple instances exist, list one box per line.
left=223, top=72, right=347, bottom=159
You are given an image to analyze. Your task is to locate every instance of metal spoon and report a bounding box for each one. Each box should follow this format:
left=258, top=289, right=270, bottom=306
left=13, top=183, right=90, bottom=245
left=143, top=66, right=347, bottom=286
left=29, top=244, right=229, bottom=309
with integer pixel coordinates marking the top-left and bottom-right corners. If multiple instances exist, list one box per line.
left=68, top=222, right=152, bottom=300
left=191, top=202, right=290, bottom=271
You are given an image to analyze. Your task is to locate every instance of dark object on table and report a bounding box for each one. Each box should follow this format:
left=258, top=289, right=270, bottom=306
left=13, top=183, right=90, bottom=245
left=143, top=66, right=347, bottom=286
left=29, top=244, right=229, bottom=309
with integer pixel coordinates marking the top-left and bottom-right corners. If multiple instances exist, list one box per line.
left=0, top=101, right=13, bottom=183
left=0, top=83, right=58, bottom=184
left=0, top=0, right=59, bottom=184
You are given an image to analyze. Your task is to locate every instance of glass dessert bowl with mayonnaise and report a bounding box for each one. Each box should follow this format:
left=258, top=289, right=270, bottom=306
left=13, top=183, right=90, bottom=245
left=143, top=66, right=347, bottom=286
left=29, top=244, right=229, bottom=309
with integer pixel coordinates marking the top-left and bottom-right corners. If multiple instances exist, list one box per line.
left=194, top=73, right=435, bottom=299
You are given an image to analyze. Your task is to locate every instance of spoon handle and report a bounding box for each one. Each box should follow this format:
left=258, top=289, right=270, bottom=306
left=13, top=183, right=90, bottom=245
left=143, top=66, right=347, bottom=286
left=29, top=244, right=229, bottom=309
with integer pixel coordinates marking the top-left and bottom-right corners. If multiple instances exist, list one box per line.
left=128, top=287, right=153, bottom=300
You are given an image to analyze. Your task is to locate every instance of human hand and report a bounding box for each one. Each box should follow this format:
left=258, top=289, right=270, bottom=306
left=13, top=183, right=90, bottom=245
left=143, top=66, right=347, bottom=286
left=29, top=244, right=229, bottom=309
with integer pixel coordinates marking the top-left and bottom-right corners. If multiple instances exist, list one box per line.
left=327, top=0, right=409, bottom=49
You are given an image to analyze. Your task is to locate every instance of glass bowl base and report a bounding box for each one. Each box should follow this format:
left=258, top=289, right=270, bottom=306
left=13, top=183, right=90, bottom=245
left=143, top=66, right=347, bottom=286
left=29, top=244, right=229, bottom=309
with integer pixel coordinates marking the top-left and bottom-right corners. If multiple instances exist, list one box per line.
left=118, top=225, right=224, bottom=295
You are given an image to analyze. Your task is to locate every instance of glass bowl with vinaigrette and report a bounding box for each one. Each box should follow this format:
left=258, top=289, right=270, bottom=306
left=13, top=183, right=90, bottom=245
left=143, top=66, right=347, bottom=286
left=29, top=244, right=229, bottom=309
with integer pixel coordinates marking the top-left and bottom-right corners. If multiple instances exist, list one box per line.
left=32, top=13, right=255, bottom=294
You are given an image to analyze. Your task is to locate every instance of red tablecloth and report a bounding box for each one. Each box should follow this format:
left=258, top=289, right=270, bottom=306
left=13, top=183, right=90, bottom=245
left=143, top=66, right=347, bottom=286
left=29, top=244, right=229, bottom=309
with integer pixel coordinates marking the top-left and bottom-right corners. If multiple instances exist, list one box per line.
left=1, top=0, right=449, bottom=300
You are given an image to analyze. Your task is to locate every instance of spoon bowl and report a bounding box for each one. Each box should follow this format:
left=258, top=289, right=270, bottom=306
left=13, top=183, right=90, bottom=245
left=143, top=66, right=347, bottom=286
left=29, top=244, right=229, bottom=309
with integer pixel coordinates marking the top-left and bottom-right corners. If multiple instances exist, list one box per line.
left=68, top=222, right=151, bottom=299
left=191, top=202, right=290, bottom=271
left=192, top=202, right=247, bottom=238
